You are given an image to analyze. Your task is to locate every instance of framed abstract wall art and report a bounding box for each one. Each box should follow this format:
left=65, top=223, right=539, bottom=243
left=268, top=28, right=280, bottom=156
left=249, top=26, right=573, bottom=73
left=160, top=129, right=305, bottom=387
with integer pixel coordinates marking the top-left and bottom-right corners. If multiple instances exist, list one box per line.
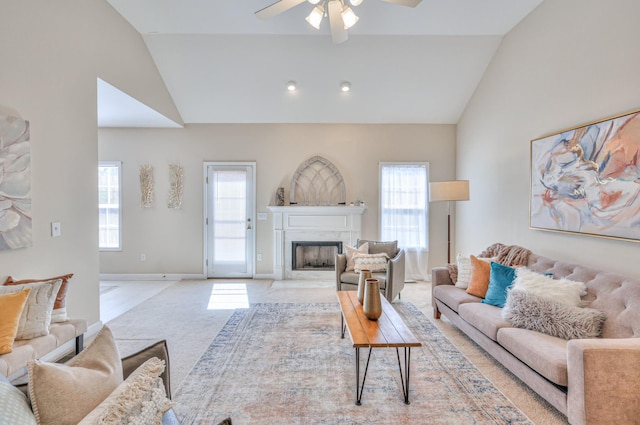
left=530, top=109, right=640, bottom=242
left=0, top=115, right=32, bottom=250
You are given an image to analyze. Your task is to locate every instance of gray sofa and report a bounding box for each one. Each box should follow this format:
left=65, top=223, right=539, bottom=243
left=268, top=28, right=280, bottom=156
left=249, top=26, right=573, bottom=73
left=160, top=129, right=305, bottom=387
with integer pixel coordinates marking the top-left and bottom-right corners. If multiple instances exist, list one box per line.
left=432, top=250, right=640, bottom=425
left=336, top=247, right=405, bottom=302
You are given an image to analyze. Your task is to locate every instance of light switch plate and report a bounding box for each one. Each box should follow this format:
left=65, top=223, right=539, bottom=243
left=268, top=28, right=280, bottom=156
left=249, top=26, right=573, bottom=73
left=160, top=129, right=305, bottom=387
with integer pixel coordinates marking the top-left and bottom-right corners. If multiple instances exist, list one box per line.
left=257, top=212, right=268, bottom=221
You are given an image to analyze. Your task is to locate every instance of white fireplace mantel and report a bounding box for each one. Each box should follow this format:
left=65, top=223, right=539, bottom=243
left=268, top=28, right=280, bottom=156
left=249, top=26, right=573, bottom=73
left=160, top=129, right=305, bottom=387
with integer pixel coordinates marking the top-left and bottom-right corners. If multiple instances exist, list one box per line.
left=267, top=205, right=366, bottom=280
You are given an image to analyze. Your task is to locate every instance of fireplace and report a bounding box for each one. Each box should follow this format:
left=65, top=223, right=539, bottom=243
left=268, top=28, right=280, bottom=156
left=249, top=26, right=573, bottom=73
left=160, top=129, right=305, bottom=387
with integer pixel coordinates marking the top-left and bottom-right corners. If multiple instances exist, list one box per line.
left=292, top=241, right=343, bottom=271
left=266, top=205, right=366, bottom=280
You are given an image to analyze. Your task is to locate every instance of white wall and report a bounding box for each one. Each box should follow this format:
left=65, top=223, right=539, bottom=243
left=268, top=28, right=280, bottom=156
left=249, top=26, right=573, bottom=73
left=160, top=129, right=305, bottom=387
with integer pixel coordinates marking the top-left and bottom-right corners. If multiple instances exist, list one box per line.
left=0, top=0, right=180, bottom=324
left=457, top=0, right=640, bottom=278
left=98, top=124, right=457, bottom=276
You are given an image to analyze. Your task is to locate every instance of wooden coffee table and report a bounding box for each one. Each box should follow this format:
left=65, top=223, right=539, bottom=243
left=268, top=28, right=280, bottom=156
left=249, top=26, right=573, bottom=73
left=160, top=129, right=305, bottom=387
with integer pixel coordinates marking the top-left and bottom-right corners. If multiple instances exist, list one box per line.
left=337, top=290, right=422, bottom=405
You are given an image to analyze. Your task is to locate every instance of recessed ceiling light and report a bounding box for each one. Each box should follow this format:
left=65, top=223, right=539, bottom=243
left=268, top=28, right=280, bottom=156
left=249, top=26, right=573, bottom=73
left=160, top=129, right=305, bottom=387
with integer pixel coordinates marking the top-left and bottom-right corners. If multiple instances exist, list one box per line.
left=287, top=81, right=297, bottom=91
left=340, top=81, right=351, bottom=92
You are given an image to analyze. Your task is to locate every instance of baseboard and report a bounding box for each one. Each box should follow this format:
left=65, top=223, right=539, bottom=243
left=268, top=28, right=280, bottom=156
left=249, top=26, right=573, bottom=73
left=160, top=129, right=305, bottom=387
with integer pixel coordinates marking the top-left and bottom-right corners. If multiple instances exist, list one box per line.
left=99, top=273, right=205, bottom=281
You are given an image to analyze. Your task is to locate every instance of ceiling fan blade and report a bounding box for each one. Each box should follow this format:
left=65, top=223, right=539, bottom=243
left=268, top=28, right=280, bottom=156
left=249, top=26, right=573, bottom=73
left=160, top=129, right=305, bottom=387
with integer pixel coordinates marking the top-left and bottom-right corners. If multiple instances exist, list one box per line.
left=381, top=0, right=422, bottom=7
left=328, top=0, right=348, bottom=44
left=255, top=0, right=307, bottom=20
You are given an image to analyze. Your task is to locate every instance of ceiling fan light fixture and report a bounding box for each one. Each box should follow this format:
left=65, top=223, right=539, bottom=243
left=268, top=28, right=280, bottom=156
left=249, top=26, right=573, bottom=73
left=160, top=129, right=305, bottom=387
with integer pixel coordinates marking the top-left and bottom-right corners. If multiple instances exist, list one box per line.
left=286, top=81, right=297, bottom=91
left=307, top=0, right=321, bottom=4
left=305, top=5, right=324, bottom=30
left=349, top=0, right=363, bottom=6
left=341, top=6, right=359, bottom=29
left=340, top=81, right=351, bottom=92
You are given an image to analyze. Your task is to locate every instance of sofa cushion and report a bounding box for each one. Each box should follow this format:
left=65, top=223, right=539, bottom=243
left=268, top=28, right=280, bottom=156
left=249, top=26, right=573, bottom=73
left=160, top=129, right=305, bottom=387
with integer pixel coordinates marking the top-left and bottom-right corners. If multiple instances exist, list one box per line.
left=458, top=303, right=513, bottom=341
left=0, top=372, right=36, bottom=425
left=502, top=290, right=606, bottom=340
left=433, top=285, right=481, bottom=314
left=0, top=289, right=31, bottom=355
left=0, top=319, right=88, bottom=379
left=28, top=326, right=123, bottom=425
left=339, top=271, right=386, bottom=289
left=78, top=357, right=171, bottom=425
left=497, top=327, right=569, bottom=386
left=0, top=280, right=62, bottom=340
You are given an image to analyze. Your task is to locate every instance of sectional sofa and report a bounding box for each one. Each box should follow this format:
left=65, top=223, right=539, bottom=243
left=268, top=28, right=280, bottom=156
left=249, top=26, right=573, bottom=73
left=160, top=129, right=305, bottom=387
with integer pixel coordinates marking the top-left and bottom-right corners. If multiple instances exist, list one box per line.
left=432, top=247, right=640, bottom=425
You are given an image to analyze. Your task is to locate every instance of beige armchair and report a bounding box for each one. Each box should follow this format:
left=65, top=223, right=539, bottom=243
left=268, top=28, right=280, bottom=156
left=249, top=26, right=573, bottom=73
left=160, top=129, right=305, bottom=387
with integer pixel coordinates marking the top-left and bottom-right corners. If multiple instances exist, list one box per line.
left=335, top=241, right=405, bottom=302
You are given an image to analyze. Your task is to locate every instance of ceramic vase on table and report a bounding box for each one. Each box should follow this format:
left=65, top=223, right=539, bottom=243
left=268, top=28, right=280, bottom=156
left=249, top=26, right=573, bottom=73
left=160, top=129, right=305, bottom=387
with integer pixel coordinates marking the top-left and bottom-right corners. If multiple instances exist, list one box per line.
left=363, top=278, right=382, bottom=320
left=357, top=269, right=372, bottom=304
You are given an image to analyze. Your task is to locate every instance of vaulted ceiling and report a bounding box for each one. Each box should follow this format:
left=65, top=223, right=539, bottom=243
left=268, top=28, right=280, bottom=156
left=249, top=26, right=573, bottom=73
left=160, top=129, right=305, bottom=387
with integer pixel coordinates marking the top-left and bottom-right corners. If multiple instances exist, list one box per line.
left=101, top=0, right=543, bottom=126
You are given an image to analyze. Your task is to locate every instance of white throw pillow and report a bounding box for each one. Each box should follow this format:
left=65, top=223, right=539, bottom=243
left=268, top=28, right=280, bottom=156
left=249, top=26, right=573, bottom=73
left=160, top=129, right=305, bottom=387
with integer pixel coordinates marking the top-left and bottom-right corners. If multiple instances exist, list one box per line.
left=455, top=254, right=472, bottom=289
left=345, top=242, right=368, bottom=272
left=513, top=268, right=586, bottom=307
left=455, top=255, right=496, bottom=289
left=353, top=253, right=389, bottom=273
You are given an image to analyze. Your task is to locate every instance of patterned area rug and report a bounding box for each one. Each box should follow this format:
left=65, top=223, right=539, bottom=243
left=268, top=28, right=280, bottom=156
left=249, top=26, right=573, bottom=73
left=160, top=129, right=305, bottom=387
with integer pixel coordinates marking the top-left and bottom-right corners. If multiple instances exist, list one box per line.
left=174, top=302, right=532, bottom=425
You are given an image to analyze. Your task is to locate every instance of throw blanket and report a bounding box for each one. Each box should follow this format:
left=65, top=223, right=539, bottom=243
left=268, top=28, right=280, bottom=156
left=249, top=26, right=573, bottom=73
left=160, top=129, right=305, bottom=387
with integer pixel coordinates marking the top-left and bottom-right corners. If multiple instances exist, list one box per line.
left=447, top=243, right=532, bottom=283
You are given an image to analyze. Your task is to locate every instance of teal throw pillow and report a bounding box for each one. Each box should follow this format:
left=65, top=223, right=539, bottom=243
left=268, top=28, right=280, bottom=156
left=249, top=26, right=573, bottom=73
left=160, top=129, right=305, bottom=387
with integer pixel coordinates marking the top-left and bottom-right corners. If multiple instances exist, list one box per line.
left=482, top=262, right=516, bottom=308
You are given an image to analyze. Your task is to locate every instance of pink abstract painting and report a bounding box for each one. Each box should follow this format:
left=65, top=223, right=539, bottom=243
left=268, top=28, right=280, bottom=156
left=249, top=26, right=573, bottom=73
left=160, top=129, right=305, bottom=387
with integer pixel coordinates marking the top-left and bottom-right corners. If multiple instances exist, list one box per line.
left=530, top=110, right=640, bottom=241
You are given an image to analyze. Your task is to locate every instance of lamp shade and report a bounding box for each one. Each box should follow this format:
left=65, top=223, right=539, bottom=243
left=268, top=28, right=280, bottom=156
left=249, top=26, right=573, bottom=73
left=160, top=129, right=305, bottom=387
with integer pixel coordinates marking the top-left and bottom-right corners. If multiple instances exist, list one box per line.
left=429, top=180, right=470, bottom=202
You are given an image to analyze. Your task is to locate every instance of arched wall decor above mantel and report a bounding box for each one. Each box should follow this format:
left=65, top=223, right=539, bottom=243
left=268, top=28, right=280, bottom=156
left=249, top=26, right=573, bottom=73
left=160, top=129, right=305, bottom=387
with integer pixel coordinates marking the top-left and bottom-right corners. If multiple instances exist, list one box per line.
left=289, top=156, right=346, bottom=206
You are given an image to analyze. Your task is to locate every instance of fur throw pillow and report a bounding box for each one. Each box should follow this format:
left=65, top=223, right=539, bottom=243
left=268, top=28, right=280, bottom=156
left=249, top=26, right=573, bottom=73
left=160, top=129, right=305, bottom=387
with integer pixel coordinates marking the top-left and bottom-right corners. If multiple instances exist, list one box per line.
left=513, top=267, right=586, bottom=306
left=502, top=290, right=606, bottom=340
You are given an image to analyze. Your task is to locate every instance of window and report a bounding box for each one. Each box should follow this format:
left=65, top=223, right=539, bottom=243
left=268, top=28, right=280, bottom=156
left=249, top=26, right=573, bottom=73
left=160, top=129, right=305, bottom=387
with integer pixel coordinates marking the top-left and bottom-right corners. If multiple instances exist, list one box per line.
left=379, top=162, right=429, bottom=249
left=98, top=162, right=122, bottom=250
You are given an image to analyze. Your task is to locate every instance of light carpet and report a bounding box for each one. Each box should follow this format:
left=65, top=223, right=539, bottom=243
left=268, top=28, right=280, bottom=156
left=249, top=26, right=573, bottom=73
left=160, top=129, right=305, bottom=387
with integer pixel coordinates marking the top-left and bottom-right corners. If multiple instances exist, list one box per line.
left=174, top=302, right=533, bottom=425
left=270, top=279, right=335, bottom=289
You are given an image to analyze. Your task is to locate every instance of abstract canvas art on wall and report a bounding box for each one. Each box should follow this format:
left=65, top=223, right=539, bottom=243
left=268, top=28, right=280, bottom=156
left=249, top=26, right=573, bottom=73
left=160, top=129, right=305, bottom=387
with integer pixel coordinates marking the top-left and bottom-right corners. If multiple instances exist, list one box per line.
left=530, top=109, right=640, bottom=242
left=0, top=115, right=32, bottom=250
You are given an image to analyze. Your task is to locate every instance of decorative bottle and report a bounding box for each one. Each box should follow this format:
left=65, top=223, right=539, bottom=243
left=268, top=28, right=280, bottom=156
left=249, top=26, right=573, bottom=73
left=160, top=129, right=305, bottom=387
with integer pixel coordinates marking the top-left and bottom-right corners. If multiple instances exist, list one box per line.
left=363, top=278, right=382, bottom=320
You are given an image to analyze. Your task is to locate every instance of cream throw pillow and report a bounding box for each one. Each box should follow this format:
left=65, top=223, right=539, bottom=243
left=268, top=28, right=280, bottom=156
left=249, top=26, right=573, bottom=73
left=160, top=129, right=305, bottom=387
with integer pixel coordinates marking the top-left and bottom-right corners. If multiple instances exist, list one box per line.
left=345, top=242, right=368, bottom=272
left=353, top=252, right=389, bottom=273
left=28, top=326, right=123, bottom=425
left=455, top=254, right=472, bottom=289
left=0, top=280, right=62, bottom=340
left=513, top=268, right=586, bottom=306
left=78, top=357, right=172, bottom=425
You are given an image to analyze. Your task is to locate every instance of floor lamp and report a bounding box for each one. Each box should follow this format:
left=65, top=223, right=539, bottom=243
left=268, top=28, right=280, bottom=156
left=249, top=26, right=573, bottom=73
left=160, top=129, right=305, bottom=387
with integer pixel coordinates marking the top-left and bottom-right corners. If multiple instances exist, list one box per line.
left=429, top=180, right=470, bottom=264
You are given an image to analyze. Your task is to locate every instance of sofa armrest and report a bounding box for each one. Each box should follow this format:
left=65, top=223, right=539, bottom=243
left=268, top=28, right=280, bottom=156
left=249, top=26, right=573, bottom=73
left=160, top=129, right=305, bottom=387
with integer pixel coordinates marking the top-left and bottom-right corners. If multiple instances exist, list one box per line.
left=567, top=338, right=640, bottom=425
left=335, top=253, right=347, bottom=291
left=432, top=266, right=454, bottom=287
left=431, top=266, right=454, bottom=318
left=121, top=340, right=172, bottom=399
left=385, top=249, right=405, bottom=302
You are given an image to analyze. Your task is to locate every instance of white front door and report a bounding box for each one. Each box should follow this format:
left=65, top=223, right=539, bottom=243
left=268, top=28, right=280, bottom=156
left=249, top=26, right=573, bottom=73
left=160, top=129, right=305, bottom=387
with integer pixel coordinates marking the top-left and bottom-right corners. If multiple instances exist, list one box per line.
left=204, top=162, right=255, bottom=278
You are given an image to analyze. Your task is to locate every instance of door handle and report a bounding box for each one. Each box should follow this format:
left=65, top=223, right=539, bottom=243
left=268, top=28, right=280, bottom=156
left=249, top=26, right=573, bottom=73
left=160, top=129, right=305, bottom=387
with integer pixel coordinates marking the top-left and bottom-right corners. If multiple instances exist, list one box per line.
left=247, top=225, right=252, bottom=230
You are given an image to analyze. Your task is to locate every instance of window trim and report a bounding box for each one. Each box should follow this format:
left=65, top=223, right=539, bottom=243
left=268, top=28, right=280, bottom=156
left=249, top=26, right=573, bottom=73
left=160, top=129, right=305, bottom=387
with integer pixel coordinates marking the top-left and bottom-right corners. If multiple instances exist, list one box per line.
left=99, top=161, right=122, bottom=252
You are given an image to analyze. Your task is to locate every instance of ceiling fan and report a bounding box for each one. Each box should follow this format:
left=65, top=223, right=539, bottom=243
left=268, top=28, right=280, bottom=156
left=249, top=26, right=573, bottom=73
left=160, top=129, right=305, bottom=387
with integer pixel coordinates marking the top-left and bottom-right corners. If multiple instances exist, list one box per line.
left=255, top=0, right=422, bottom=44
